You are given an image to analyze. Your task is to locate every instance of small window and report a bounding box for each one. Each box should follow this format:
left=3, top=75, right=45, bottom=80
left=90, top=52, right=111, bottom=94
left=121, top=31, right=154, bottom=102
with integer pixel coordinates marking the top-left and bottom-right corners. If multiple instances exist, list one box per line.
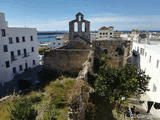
left=100, top=33, right=102, bottom=35
left=149, top=56, right=151, bottom=63
left=58, top=43, right=61, bottom=45
left=156, top=60, right=159, bottom=68
left=110, top=33, right=112, bottom=35
left=16, top=37, right=19, bottom=43
left=5, top=61, right=10, bottom=68
left=145, top=52, right=147, bottom=57
left=22, top=36, right=25, bottom=42
left=31, top=36, right=33, bottom=41
left=103, top=33, right=105, bottom=35
left=31, top=47, right=34, bottom=52
left=3, top=45, right=8, bottom=52
left=106, top=33, right=108, bottom=35
left=140, top=48, right=144, bottom=56
left=153, top=84, right=157, bottom=92
left=13, top=67, right=17, bottom=74
left=17, top=50, right=21, bottom=56
left=9, top=37, right=13, bottom=44
left=19, top=65, right=23, bottom=71
left=1, top=29, right=6, bottom=37
left=33, top=60, right=36, bottom=65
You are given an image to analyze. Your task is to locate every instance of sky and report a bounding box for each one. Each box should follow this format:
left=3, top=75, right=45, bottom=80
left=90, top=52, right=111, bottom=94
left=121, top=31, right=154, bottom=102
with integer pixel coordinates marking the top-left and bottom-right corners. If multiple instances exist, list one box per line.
left=1, top=0, right=160, bottom=31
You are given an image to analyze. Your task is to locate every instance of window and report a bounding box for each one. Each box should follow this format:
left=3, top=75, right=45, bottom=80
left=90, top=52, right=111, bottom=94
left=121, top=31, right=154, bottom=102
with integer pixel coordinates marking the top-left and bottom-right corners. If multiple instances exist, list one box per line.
left=5, top=61, right=10, bottom=68
left=140, top=48, right=144, bottom=56
left=100, top=33, right=102, bottom=35
left=19, top=65, right=23, bottom=71
left=33, top=60, right=36, bottom=65
left=103, top=33, right=105, bottom=35
left=31, top=47, right=34, bottom=52
left=110, top=32, right=112, bottom=35
left=11, top=51, right=16, bottom=61
left=16, top=37, right=19, bottom=43
left=58, top=43, right=61, bottom=45
left=3, top=45, right=8, bottom=52
left=153, top=84, right=157, bottom=92
left=1, top=29, right=6, bottom=37
left=9, top=37, right=13, bottom=44
left=156, top=60, right=159, bottom=68
left=149, top=56, right=151, bottom=63
left=31, top=36, right=33, bottom=41
left=13, top=67, right=17, bottom=74
left=145, top=52, right=147, bottom=57
left=137, top=47, right=139, bottom=53
left=106, top=33, right=108, bottom=35
left=22, top=36, right=25, bottom=42
left=23, top=49, right=28, bottom=57
left=17, top=50, right=21, bottom=56
left=25, top=63, right=28, bottom=70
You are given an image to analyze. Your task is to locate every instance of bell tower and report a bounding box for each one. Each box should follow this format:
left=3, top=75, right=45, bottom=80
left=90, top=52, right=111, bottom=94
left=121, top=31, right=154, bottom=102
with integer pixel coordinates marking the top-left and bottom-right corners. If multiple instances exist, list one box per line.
left=69, top=12, right=90, bottom=43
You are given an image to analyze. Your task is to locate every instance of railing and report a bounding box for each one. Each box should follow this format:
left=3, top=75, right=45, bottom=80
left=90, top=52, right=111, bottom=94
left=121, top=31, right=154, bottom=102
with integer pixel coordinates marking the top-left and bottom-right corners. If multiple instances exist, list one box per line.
left=11, top=56, right=17, bottom=61
left=22, top=53, right=30, bottom=58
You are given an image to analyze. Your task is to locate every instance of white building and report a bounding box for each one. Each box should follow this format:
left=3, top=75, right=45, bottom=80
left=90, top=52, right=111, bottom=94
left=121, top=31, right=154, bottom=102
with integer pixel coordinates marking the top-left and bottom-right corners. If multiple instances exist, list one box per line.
left=94, top=26, right=114, bottom=40
left=132, top=41, right=160, bottom=117
left=0, top=12, right=39, bottom=85
left=40, top=40, right=66, bottom=50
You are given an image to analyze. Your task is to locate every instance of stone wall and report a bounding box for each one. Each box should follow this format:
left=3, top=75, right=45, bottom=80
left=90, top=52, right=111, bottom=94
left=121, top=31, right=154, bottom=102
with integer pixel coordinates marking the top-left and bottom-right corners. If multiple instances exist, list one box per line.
left=68, top=50, right=94, bottom=120
left=93, top=39, right=131, bottom=67
left=44, top=49, right=90, bottom=74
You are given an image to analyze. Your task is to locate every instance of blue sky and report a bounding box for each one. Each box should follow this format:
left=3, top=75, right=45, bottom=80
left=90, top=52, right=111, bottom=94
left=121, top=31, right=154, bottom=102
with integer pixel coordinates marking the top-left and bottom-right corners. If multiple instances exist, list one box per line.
left=1, top=0, right=160, bottom=31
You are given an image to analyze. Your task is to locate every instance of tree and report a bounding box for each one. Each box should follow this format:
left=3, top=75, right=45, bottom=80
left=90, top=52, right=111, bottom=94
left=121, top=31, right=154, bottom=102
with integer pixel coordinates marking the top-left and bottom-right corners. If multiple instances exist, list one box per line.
left=8, top=98, right=37, bottom=120
left=94, top=57, right=150, bottom=104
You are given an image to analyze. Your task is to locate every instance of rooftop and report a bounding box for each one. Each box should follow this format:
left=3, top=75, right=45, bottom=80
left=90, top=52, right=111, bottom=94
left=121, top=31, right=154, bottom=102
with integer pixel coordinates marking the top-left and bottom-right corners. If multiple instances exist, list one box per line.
left=99, top=26, right=114, bottom=30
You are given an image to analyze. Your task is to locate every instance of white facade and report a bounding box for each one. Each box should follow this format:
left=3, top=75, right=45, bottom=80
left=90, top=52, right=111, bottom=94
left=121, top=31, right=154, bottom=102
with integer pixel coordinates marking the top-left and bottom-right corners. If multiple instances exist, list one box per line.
left=0, top=12, right=39, bottom=85
left=132, top=42, right=160, bottom=117
left=94, top=26, right=114, bottom=40
left=40, top=40, right=66, bottom=50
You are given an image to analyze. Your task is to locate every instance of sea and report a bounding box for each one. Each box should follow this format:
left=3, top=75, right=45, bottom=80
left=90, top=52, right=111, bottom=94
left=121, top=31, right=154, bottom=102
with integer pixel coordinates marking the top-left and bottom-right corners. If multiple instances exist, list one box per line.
left=38, top=30, right=160, bottom=43
left=38, top=34, right=58, bottom=43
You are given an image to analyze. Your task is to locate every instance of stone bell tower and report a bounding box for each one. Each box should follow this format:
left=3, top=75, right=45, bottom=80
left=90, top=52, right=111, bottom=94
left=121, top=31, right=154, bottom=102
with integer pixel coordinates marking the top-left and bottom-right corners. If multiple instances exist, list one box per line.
left=67, top=12, right=91, bottom=49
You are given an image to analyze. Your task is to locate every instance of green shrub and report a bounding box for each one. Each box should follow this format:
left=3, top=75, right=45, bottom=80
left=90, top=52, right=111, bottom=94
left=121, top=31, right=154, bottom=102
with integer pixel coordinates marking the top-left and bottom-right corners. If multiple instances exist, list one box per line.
left=43, top=104, right=57, bottom=120
left=8, top=97, right=37, bottom=120
left=38, top=47, right=49, bottom=54
left=30, top=95, right=41, bottom=103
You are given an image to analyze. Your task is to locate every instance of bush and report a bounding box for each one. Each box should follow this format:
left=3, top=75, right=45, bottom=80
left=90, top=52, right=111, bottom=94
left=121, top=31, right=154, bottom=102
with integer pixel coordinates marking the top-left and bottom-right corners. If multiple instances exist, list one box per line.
left=8, top=98, right=37, bottom=120
left=30, top=95, right=41, bottom=103
left=38, top=47, right=49, bottom=55
left=43, top=104, right=57, bottom=120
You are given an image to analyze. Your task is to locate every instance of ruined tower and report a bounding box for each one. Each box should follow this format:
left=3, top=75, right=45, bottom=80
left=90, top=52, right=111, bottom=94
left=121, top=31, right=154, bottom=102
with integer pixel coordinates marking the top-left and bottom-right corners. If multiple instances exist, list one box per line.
left=67, top=12, right=91, bottom=49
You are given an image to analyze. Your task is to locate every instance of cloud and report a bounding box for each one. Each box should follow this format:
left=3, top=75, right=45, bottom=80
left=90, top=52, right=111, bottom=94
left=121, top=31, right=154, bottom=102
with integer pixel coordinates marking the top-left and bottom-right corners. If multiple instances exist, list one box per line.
left=9, top=13, right=160, bottom=31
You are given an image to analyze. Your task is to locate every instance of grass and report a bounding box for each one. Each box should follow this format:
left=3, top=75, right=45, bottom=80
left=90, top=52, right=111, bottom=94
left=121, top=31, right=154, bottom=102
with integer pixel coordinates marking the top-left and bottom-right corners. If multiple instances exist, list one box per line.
left=0, top=76, right=76, bottom=120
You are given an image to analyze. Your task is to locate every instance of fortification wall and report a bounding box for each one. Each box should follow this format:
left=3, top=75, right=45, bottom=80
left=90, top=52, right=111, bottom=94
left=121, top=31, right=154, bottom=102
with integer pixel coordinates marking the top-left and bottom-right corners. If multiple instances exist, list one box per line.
left=44, top=49, right=90, bottom=74
left=93, top=39, right=131, bottom=67
left=68, top=50, right=94, bottom=120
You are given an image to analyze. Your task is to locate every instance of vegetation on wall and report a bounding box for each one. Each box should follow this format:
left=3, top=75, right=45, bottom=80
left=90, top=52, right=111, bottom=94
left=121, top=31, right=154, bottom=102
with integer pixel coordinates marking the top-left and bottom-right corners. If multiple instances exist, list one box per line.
left=8, top=97, right=37, bottom=120
left=87, top=55, right=150, bottom=120
left=0, top=76, right=76, bottom=120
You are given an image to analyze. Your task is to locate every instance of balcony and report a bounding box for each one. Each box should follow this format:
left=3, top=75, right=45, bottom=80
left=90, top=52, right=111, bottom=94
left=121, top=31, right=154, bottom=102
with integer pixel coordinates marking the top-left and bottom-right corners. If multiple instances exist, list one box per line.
left=11, top=56, right=17, bottom=61
left=22, top=53, right=30, bottom=58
